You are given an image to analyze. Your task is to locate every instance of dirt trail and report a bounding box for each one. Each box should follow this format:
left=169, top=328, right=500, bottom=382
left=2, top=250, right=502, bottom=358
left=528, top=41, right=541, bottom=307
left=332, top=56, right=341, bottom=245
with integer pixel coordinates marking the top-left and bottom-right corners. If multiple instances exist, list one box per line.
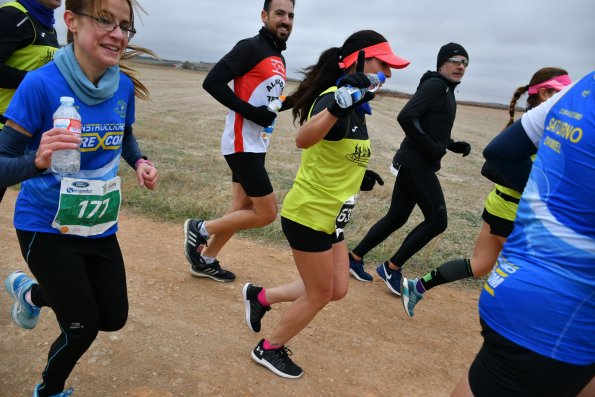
left=0, top=188, right=482, bottom=396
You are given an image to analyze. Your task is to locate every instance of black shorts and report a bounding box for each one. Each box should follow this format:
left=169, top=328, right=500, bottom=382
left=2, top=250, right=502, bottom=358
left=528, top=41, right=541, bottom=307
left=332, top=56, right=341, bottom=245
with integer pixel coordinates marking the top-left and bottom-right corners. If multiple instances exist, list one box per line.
left=281, top=217, right=334, bottom=252
left=224, top=152, right=273, bottom=197
left=482, top=208, right=514, bottom=238
left=468, top=318, right=595, bottom=397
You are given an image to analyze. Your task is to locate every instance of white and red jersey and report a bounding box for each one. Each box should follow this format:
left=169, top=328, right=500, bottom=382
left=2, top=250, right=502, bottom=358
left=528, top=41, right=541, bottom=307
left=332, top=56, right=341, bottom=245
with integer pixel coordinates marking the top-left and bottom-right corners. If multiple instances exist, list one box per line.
left=219, top=31, right=286, bottom=155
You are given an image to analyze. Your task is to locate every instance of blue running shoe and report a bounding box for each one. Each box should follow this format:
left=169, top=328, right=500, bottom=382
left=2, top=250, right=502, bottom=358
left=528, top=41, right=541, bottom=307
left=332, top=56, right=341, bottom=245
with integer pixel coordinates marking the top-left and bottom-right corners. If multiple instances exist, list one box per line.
left=375, top=262, right=402, bottom=296
left=5, top=270, right=41, bottom=329
left=33, top=384, right=74, bottom=396
left=401, top=277, right=424, bottom=318
left=348, top=253, right=373, bottom=282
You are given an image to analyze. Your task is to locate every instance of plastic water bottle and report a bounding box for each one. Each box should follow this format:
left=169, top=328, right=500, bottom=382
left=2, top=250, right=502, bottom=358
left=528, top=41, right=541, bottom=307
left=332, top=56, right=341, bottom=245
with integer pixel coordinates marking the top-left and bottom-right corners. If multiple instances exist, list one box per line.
left=262, top=95, right=286, bottom=140
left=334, top=72, right=386, bottom=108
left=51, top=96, right=82, bottom=174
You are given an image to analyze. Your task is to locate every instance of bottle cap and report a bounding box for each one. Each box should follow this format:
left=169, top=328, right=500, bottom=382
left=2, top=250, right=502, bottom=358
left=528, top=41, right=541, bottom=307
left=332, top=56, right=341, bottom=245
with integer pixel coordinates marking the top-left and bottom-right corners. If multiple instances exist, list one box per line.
left=60, top=96, right=75, bottom=104
left=280, top=95, right=286, bottom=101
left=376, top=72, right=386, bottom=84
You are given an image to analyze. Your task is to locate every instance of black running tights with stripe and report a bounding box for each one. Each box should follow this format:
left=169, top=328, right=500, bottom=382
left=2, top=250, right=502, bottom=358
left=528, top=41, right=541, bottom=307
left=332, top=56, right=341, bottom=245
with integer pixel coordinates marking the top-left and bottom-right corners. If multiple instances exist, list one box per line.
left=16, top=231, right=128, bottom=397
left=352, top=164, right=448, bottom=268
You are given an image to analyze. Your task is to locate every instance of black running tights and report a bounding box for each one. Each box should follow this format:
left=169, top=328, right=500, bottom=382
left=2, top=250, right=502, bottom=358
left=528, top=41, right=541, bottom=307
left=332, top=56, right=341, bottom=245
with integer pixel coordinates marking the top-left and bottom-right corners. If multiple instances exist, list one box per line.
left=16, top=231, right=128, bottom=397
left=352, top=165, right=448, bottom=267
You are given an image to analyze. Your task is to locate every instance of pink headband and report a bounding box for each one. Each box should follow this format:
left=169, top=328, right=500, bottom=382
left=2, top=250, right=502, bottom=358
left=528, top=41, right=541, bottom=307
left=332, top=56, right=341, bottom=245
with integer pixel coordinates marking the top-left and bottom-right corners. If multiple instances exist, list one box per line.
left=528, top=74, right=572, bottom=95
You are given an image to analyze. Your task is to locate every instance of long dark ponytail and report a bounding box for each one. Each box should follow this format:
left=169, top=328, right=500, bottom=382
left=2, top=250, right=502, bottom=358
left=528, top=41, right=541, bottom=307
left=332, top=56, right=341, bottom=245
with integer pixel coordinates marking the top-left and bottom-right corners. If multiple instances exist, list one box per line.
left=290, top=30, right=389, bottom=125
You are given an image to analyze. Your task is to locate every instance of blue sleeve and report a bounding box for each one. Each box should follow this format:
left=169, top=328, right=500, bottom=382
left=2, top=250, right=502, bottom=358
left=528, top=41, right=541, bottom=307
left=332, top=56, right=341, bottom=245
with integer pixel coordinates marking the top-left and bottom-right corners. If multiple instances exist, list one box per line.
left=482, top=119, right=536, bottom=191
left=0, top=125, right=43, bottom=187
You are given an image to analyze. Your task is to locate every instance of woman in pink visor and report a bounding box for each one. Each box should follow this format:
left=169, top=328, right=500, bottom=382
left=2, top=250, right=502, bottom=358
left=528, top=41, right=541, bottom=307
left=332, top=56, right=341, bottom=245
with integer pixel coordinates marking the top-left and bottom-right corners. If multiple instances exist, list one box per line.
left=242, top=30, right=409, bottom=378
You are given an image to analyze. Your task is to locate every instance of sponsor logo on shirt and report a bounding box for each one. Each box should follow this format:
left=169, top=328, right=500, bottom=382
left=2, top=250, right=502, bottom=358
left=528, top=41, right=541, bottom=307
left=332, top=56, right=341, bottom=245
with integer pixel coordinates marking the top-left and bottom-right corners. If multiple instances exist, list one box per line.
left=270, top=59, right=286, bottom=77
left=80, top=123, right=125, bottom=152
left=114, top=100, right=127, bottom=118
left=345, top=143, right=371, bottom=167
left=483, top=257, right=519, bottom=296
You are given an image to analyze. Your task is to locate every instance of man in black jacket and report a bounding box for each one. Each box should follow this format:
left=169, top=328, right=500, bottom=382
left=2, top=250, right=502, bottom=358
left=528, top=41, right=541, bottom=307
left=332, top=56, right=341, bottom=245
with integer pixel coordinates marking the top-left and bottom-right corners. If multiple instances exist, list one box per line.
left=348, top=43, right=472, bottom=292
left=183, top=0, right=295, bottom=282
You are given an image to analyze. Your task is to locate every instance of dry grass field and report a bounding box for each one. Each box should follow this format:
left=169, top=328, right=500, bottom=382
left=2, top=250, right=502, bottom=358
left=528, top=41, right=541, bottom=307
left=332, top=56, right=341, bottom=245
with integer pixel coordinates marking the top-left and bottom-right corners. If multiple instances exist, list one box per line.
left=1, top=63, right=517, bottom=396
left=124, top=62, right=505, bottom=284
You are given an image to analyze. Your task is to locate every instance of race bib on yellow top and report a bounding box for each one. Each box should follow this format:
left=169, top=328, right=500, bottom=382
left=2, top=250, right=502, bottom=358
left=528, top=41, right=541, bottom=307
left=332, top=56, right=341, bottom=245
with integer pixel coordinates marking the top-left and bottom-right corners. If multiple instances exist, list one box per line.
left=52, top=177, right=121, bottom=236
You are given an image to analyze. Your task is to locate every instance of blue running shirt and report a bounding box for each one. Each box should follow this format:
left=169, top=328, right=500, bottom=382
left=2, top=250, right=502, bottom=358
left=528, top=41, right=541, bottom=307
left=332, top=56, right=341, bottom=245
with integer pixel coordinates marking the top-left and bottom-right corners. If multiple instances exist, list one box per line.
left=479, top=72, right=595, bottom=365
left=5, top=62, right=135, bottom=237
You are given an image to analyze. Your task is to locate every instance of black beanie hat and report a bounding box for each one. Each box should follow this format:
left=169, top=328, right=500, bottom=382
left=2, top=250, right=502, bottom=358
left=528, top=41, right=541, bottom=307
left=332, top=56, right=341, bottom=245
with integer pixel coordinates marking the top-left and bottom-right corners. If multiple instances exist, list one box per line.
left=436, top=42, right=468, bottom=70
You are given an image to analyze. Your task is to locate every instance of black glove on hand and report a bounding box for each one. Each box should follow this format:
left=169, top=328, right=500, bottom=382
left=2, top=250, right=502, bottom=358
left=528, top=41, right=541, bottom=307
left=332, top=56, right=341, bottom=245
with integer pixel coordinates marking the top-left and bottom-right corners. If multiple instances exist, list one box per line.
left=450, top=141, right=471, bottom=157
left=337, top=72, right=372, bottom=90
left=245, top=105, right=277, bottom=127
left=328, top=73, right=372, bottom=119
left=360, top=169, right=384, bottom=191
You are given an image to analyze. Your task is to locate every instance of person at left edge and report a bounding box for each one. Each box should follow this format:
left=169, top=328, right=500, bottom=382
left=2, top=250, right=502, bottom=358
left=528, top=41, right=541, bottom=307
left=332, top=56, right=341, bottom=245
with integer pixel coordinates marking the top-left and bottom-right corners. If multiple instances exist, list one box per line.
left=183, top=0, right=294, bottom=282
left=0, top=0, right=159, bottom=395
left=0, top=0, right=61, bottom=204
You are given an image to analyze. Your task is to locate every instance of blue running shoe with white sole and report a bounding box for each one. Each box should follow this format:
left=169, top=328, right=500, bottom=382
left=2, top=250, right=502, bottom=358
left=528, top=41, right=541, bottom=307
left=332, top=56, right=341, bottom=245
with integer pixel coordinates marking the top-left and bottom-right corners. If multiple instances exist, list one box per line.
left=401, top=277, right=424, bottom=317
left=376, top=262, right=402, bottom=296
left=33, top=383, right=74, bottom=396
left=5, top=270, right=41, bottom=329
left=348, top=254, right=373, bottom=282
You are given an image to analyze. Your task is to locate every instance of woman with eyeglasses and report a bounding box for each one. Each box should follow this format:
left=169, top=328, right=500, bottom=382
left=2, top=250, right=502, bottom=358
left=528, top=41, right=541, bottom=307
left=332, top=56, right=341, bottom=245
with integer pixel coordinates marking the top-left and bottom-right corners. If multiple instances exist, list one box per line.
left=0, top=0, right=158, bottom=395
left=348, top=42, right=471, bottom=293
left=399, top=67, right=571, bottom=317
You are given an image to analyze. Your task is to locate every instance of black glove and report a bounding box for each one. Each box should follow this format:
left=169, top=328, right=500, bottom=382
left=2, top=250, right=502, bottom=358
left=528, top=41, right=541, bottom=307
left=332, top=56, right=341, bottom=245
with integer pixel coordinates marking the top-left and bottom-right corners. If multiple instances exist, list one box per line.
left=244, top=105, right=277, bottom=127
left=328, top=73, right=372, bottom=118
left=449, top=141, right=471, bottom=157
left=360, top=169, right=384, bottom=191
left=328, top=50, right=371, bottom=118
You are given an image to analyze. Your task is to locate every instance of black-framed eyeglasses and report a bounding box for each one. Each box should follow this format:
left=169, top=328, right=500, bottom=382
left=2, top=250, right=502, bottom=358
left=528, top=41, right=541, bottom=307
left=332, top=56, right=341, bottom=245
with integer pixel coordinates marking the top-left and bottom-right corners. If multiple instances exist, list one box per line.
left=447, top=57, right=469, bottom=67
left=74, top=11, right=136, bottom=40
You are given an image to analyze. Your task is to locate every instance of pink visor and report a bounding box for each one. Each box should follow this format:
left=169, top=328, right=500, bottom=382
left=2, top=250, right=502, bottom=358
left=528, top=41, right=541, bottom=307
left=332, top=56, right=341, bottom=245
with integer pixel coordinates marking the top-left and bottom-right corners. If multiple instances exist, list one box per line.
left=528, top=74, right=572, bottom=95
left=339, top=42, right=410, bottom=70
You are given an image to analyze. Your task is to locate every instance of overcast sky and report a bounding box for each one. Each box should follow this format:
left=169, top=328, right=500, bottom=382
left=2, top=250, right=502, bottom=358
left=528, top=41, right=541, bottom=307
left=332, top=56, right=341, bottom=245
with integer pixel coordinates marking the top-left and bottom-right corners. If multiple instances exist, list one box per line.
left=7, top=0, right=594, bottom=105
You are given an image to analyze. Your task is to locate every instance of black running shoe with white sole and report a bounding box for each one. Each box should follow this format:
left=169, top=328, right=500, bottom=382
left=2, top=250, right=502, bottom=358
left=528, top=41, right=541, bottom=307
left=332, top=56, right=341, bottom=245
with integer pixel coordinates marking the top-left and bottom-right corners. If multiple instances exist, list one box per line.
left=242, top=283, right=270, bottom=332
left=184, top=219, right=209, bottom=265
left=184, top=219, right=235, bottom=282
left=251, top=339, right=303, bottom=378
left=190, top=257, right=236, bottom=282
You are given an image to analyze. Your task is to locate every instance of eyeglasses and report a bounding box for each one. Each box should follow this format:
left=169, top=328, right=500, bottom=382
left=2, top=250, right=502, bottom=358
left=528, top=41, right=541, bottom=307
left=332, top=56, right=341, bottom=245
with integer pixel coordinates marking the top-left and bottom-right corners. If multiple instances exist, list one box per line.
left=447, top=57, right=469, bottom=67
left=74, top=11, right=136, bottom=40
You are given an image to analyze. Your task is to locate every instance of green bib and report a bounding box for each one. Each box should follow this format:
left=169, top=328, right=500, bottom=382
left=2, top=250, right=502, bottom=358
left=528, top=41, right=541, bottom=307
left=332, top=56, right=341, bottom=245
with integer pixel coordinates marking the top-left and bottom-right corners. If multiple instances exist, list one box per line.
left=52, top=177, right=121, bottom=236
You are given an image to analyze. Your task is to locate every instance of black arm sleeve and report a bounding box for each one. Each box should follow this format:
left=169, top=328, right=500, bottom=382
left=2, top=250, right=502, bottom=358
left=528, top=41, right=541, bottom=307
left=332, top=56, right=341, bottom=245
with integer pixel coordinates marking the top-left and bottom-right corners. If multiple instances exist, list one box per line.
left=482, top=119, right=537, bottom=191
left=202, top=59, right=253, bottom=117
left=120, top=125, right=144, bottom=169
left=0, top=8, right=33, bottom=88
left=0, top=125, right=42, bottom=187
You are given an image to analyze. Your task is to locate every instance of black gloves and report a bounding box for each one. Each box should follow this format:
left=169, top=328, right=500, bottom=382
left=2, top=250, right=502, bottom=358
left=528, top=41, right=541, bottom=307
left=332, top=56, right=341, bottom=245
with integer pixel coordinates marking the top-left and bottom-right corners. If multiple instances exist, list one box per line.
left=327, top=72, right=373, bottom=119
left=327, top=72, right=372, bottom=119
left=337, top=73, right=372, bottom=91
left=449, top=141, right=471, bottom=157
left=360, top=169, right=384, bottom=191
left=328, top=50, right=372, bottom=119
left=244, top=105, right=277, bottom=127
